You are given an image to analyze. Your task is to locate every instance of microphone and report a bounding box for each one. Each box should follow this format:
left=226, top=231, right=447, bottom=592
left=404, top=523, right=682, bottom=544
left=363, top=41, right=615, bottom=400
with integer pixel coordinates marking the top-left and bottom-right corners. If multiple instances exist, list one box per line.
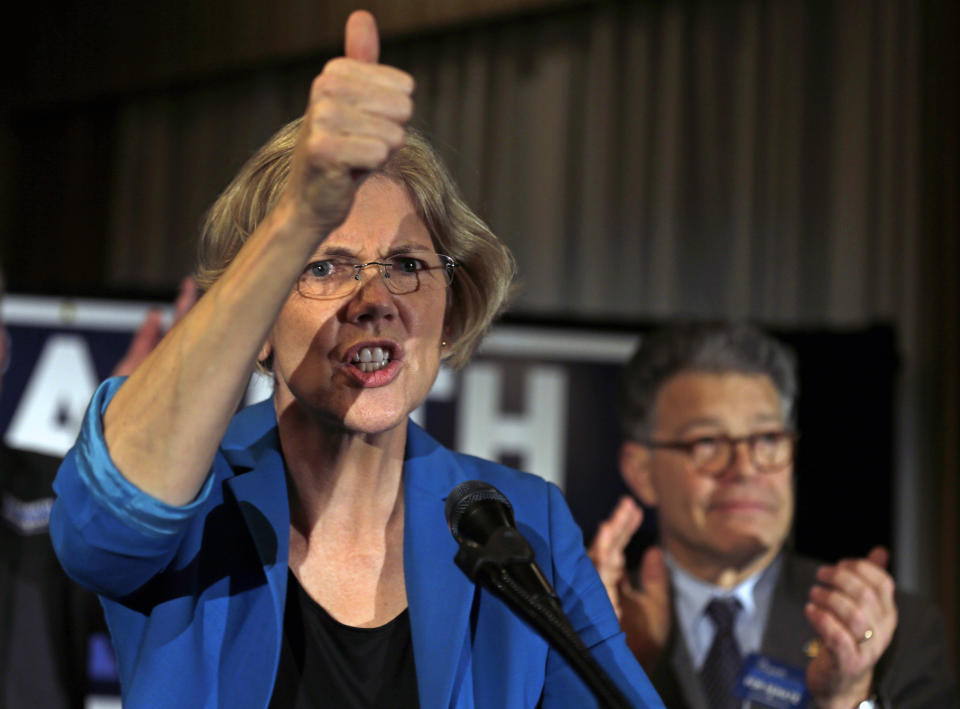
left=445, top=480, right=634, bottom=709
left=444, top=480, right=559, bottom=607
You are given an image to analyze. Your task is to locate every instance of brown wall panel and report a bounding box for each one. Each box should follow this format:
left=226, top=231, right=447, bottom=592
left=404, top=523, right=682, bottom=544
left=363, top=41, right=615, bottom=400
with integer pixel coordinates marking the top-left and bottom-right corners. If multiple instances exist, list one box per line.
left=12, top=0, right=590, bottom=106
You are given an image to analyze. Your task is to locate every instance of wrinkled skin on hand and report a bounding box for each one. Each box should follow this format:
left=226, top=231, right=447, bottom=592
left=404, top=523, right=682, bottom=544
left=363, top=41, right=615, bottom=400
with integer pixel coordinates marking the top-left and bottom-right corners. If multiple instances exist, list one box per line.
left=805, top=547, right=897, bottom=708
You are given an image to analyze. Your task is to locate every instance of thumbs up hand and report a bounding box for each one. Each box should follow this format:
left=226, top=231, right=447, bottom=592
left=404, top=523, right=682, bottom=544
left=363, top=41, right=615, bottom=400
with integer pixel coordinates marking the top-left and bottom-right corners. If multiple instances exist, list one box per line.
left=285, top=10, right=414, bottom=233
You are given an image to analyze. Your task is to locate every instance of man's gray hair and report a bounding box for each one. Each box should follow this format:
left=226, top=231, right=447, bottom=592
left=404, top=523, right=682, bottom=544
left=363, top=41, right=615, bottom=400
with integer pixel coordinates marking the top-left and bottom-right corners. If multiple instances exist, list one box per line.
left=619, top=322, right=798, bottom=441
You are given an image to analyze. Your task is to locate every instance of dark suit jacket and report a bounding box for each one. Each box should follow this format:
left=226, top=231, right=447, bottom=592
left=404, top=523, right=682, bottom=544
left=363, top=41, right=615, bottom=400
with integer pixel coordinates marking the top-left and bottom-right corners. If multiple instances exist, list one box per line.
left=649, top=554, right=957, bottom=708
left=0, top=443, right=110, bottom=709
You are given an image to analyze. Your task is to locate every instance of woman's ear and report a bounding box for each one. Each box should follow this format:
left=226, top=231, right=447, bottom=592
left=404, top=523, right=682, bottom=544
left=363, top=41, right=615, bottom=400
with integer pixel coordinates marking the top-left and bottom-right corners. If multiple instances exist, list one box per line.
left=439, top=326, right=453, bottom=360
left=620, top=441, right=659, bottom=508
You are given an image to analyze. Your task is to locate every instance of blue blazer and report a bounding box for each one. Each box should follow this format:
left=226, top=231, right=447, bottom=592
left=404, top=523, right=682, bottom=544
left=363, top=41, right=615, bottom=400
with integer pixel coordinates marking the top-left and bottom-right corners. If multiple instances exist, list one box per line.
left=51, top=378, right=664, bottom=708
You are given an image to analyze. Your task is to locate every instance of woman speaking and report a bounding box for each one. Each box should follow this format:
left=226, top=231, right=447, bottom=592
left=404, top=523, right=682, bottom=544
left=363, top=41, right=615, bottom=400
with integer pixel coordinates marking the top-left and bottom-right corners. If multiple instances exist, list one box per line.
left=50, top=11, right=662, bottom=708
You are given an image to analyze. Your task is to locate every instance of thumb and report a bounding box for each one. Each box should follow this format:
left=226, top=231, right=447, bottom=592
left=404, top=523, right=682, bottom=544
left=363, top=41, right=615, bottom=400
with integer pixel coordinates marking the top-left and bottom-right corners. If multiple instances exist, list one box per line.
left=345, top=10, right=379, bottom=63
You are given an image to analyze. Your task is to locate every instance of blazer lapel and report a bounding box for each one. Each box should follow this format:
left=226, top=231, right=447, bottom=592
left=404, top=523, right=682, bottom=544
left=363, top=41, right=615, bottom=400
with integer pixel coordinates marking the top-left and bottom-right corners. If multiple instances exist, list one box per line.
left=760, top=555, right=817, bottom=669
left=221, top=401, right=291, bottom=647
left=217, top=410, right=478, bottom=707
left=662, top=620, right=709, bottom=709
left=403, top=421, right=478, bottom=709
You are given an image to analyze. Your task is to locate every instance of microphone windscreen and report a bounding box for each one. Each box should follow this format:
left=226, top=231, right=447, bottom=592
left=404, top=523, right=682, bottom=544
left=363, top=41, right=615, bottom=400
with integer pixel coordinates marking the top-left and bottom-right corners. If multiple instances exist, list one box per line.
left=445, top=480, right=514, bottom=544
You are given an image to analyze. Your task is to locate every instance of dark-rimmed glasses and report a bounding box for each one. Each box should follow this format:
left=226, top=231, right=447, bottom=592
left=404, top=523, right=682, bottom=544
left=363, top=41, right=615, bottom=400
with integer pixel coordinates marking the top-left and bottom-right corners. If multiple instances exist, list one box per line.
left=641, top=431, right=797, bottom=476
left=297, top=253, right=457, bottom=299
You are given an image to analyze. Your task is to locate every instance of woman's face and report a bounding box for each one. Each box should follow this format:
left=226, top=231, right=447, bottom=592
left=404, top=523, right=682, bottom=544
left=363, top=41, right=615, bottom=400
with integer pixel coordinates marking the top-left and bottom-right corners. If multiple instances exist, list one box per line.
left=265, top=176, right=447, bottom=434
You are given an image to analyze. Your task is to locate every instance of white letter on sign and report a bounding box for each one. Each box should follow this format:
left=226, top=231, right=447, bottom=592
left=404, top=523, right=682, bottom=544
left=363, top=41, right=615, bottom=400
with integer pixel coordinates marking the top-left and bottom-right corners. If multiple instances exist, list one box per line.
left=5, top=335, right=98, bottom=456
left=456, top=363, right=568, bottom=488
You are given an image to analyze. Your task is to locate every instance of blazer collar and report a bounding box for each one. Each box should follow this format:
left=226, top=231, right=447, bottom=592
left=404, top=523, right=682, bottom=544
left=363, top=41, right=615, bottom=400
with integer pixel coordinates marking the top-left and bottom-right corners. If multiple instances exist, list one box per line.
left=221, top=398, right=291, bottom=644
left=219, top=405, right=478, bottom=708
left=661, top=612, right=708, bottom=709
left=760, top=553, right=819, bottom=667
left=403, top=420, right=479, bottom=708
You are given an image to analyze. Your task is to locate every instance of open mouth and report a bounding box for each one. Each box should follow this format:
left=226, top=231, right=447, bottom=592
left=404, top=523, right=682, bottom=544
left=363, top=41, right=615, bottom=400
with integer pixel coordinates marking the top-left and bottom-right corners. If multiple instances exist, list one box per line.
left=351, top=346, right=393, bottom=373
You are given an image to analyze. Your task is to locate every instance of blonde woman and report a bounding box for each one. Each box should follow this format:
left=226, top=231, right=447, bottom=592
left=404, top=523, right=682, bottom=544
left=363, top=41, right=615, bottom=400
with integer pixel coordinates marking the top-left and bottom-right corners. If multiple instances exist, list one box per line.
left=51, top=12, right=663, bottom=709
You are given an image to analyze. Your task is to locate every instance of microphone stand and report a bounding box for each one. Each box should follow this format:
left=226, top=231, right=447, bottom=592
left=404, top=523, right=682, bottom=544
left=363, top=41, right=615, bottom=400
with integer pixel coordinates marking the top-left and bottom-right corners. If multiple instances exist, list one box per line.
left=454, top=526, right=635, bottom=709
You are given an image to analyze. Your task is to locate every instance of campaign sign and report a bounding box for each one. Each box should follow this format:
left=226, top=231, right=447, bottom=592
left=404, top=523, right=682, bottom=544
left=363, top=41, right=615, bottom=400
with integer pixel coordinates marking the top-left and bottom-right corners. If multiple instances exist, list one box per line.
left=0, top=295, right=640, bottom=539
left=0, top=298, right=151, bottom=457
left=1, top=295, right=899, bottom=562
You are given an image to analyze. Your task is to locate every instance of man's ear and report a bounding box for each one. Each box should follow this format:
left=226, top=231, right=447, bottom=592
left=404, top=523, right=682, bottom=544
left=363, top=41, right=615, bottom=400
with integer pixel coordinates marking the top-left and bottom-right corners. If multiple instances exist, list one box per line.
left=620, top=440, right=658, bottom=507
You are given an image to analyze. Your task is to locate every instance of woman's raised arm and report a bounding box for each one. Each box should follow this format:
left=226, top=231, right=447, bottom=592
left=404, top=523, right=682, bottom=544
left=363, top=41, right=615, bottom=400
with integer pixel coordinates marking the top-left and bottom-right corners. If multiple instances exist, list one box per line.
left=102, top=11, right=413, bottom=505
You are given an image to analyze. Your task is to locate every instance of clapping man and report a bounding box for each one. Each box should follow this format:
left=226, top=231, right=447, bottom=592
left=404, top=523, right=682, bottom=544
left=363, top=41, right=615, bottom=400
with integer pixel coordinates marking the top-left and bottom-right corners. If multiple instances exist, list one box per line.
left=589, top=323, right=956, bottom=708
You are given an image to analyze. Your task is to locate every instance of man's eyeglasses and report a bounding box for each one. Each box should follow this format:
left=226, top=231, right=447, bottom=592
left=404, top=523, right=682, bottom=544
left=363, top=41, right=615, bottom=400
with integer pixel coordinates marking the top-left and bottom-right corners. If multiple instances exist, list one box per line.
left=641, top=431, right=797, bottom=476
left=297, top=253, right=457, bottom=300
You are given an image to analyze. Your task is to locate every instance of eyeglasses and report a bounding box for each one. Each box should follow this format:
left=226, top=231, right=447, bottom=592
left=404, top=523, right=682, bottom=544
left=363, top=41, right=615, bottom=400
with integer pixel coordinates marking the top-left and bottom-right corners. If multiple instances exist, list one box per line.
left=296, top=253, right=457, bottom=300
left=641, top=430, right=797, bottom=476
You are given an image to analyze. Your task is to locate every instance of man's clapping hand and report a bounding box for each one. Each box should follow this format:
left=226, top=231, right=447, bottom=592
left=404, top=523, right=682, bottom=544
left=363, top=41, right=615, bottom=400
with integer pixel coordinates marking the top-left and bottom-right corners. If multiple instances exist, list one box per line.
left=588, top=496, right=671, bottom=672
left=805, top=546, right=898, bottom=708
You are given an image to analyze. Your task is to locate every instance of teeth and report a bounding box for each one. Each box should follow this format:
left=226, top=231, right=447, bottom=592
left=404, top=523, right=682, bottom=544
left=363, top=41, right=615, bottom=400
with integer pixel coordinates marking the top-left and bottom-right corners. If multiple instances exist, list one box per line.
left=352, top=346, right=391, bottom=373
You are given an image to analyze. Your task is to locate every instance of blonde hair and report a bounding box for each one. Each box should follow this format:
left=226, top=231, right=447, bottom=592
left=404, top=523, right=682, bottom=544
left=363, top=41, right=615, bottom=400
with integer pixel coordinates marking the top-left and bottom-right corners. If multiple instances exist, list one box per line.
left=197, top=119, right=516, bottom=370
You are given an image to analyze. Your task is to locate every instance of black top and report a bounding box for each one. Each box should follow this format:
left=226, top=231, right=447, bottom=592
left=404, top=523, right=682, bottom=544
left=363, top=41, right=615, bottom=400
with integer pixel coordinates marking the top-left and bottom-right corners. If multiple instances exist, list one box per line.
left=268, top=569, right=419, bottom=708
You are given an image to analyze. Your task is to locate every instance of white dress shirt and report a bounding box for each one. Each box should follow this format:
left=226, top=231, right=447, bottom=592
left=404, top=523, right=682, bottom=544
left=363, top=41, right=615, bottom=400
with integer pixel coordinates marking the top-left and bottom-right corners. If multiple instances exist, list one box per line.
left=665, top=552, right=783, bottom=670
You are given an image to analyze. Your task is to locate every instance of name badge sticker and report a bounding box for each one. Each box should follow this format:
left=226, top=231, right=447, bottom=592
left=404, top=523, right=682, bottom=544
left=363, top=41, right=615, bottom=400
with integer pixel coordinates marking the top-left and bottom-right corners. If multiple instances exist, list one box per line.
left=735, top=653, right=809, bottom=708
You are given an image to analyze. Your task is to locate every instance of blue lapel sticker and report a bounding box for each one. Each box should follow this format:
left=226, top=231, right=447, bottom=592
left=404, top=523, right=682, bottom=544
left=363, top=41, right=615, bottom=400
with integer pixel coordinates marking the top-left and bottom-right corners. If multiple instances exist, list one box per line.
left=735, top=652, right=809, bottom=708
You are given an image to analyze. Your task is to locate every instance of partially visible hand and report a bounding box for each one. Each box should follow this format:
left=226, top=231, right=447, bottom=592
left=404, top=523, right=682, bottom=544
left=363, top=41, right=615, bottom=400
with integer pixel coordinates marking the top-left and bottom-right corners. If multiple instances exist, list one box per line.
left=619, top=545, right=671, bottom=672
left=588, top=495, right=643, bottom=618
left=283, top=10, right=415, bottom=234
left=805, top=546, right=897, bottom=708
left=112, top=277, right=198, bottom=377
left=587, top=496, right=671, bottom=672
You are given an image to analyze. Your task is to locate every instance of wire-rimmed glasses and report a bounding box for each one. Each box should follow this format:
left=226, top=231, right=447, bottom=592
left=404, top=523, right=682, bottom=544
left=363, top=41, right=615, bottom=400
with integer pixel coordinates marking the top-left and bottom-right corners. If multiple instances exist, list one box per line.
left=641, top=430, right=797, bottom=476
left=296, top=252, right=457, bottom=299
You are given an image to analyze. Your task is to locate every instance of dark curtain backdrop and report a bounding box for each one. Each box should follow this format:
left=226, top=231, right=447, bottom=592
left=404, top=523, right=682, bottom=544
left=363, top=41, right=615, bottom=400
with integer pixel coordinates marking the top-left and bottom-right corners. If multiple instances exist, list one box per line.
left=2, top=0, right=957, bottom=659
